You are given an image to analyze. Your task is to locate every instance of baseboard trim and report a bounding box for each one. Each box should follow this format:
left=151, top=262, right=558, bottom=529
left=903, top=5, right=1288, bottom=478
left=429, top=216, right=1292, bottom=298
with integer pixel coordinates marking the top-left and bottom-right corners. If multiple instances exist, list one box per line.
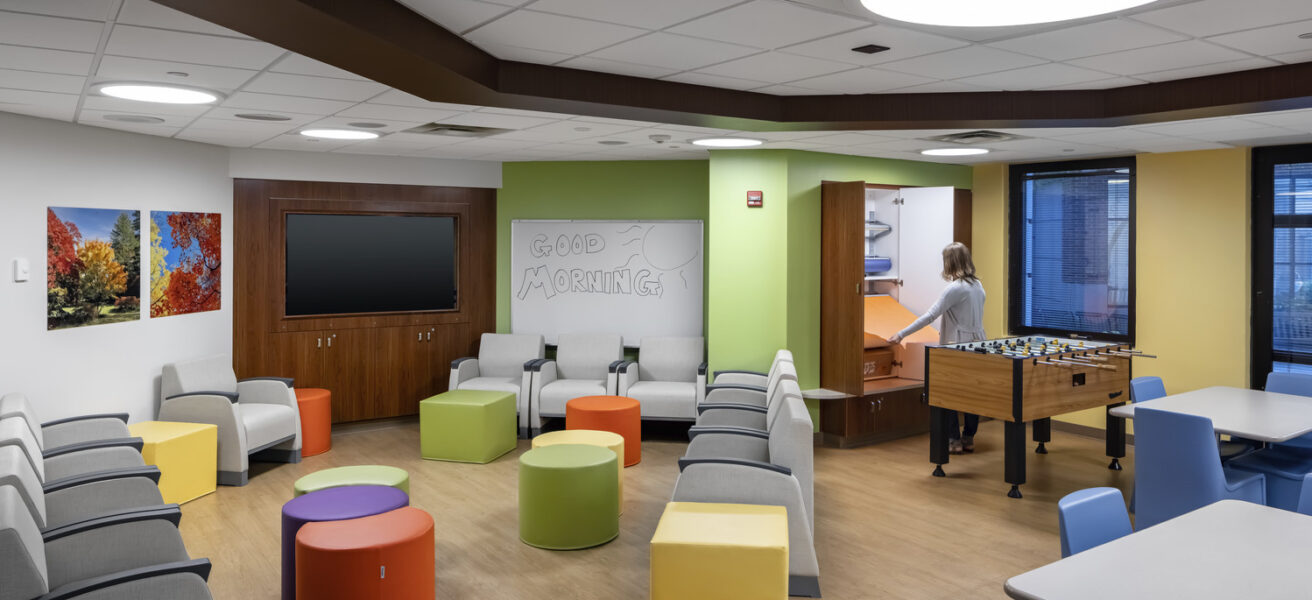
left=1051, top=419, right=1135, bottom=446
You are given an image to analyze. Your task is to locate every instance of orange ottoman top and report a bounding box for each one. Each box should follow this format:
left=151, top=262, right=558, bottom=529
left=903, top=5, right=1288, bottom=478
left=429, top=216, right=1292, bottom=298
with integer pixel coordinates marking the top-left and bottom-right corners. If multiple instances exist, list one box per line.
left=294, top=388, right=332, bottom=458
left=296, top=507, right=435, bottom=600
left=566, top=395, right=641, bottom=466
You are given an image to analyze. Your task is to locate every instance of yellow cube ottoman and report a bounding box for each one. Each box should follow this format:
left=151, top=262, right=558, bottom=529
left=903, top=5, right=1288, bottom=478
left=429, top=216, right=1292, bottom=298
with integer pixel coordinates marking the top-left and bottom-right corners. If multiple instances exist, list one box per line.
left=650, top=502, right=789, bottom=600
left=127, top=421, right=218, bottom=504
left=531, top=429, right=625, bottom=514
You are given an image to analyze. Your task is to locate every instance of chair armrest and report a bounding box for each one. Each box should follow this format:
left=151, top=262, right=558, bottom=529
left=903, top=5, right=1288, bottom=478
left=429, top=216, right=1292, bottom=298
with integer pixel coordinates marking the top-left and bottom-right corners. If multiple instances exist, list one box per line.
left=677, top=457, right=792, bottom=476
left=235, top=380, right=295, bottom=407
left=239, top=376, right=294, bottom=388
left=688, top=425, right=770, bottom=440
left=44, top=437, right=143, bottom=459
left=40, top=417, right=132, bottom=449
left=696, top=403, right=768, bottom=415
left=44, top=466, right=161, bottom=494
left=166, top=391, right=238, bottom=404
left=615, top=361, right=639, bottom=396
left=450, top=357, right=480, bottom=389
left=608, top=360, right=630, bottom=374
left=42, top=414, right=129, bottom=427
left=704, top=386, right=768, bottom=407
left=524, top=358, right=546, bottom=371
left=706, top=384, right=767, bottom=394
left=42, top=504, right=182, bottom=543
left=695, top=408, right=767, bottom=431
left=39, top=559, right=213, bottom=600
left=532, top=360, right=558, bottom=383
left=714, top=369, right=766, bottom=378
left=699, top=363, right=709, bottom=376
left=696, top=363, right=707, bottom=406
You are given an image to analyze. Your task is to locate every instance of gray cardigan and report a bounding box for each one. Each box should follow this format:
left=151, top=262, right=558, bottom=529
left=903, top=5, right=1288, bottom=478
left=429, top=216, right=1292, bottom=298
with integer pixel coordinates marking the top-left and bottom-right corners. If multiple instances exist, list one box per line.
left=896, top=278, right=987, bottom=344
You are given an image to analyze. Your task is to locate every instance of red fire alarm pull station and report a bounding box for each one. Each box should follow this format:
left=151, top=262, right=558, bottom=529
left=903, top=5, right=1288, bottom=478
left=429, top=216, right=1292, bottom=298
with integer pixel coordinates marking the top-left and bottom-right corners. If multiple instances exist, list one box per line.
left=747, top=191, right=763, bottom=207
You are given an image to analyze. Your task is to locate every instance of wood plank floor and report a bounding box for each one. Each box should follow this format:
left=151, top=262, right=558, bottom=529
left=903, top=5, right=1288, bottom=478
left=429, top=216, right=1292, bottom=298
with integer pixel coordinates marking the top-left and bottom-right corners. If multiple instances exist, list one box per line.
left=178, top=419, right=1134, bottom=600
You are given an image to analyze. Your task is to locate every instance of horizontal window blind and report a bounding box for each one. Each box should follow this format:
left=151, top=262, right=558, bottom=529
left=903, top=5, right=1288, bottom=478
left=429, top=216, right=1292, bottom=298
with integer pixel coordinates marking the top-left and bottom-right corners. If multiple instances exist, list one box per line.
left=1272, top=162, right=1312, bottom=359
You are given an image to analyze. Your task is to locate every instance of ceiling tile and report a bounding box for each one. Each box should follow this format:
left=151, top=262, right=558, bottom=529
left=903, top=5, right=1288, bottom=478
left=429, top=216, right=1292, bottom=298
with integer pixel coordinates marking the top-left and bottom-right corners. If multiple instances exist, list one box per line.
left=438, top=111, right=559, bottom=130
left=1038, top=76, right=1146, bottom=90
left=1051, top=128, right=1176, bottom=145
left=1137, top=116, right=1267, bottom=137
left=557, top=55, right=679, bottom=78
left=115, top=0, right=248, bottom=38
left=105, top=25, right=283, bottom=70
left=82, top=93, right=211, bottom=116
left=75, top=108, right=189, bottom=128
left=397, top=0, right=509, bottom=34
left=255, top=136, right=356, bottom=152
left=1186, top=126, right=1303, bottom=143
left=778, top=24, right=969, bottom=66
left=0, top=12, right=104, bottom=52
left=222, top=91, right=355, bottom=115
left=496, top=119, right=641, bottom=142
left=465, top=10, right=645, bottom=56
left=368, top=89, right=481, bottom=112
left=0, top=0, right=114, bottom=20
left=881, top=80, right=992, bottom=94
left=300, top=116, right=420, bottom=134
left=792, top=131, right=897, bottom=146
left=96, top=55, right=258, bottom=92
left=1126, top=139, right=1233, bottom=153
left=668, top=0, right=868, bottom=50
left=0, top=67, right=84, bottom=93
left=760, top=140, right=829, bottom=150
left=202, top=107, right=324, bottom=127
left=696, top=52, right=851, bottom=84
left=175, top=128, right=270, bottom=147
left=754, top=83, right=825, bottom=95
left=987, top=19, right=1188, bottom=61
left=956, top=63, right=1112, bottom=91
left=242, top=72, right=387, bottom=101
left=270, top=54, right=366, bottom=80
left=1272, top=49, right=1312, bottom=64
left=0, top=88, right=78, bottom=120
left=1132, top=57, right=1280, bottom=82
left=569, top=115, right=663, bottom=127
left=0, top=44, right=92, bottom=75
left=476, top=106, right=580, bottom=120
left=879, top=46, right=1046, bottom=80
left=788, top=67, right=934, bottom=93
left=474, top=41, right=574, bottom=64
left=660, top=71, right=770, bottom=91
left=1130, top=0, right=1312, bottom=37
left=528, top=0, right=743, bottom=29
left=1067, top=40, right=1252, bottom=76
left=587, top=32, right=759, bottom=71
left=82, top=118, right=182, bottom=137
left=1243, top=108, right=1312, bottom=130
left=183, top=116, right=303, bottom=135
left=1205, top=19, right=1312, bottom=57
left=334, top=102, right=465, bottom=123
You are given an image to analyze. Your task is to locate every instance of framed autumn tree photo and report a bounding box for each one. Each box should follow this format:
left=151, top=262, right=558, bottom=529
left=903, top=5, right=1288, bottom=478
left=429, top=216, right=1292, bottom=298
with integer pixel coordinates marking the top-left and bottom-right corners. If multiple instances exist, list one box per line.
left=150, top=211, right=222, bottom=318
left=47, top=207, right=141, bottom=330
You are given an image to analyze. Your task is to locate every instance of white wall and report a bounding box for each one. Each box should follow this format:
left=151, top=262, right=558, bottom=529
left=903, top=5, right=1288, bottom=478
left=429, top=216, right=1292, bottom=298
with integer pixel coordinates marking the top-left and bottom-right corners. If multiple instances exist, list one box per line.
left=229, top=148, right=502, bottom=188
left=0, top=112, right=233, bottom=423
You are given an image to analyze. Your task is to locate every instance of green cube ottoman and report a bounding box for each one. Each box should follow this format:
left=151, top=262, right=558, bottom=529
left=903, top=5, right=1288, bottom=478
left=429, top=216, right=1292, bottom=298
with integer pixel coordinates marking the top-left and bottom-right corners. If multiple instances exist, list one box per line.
left=420, top=389, right=517, bottom=463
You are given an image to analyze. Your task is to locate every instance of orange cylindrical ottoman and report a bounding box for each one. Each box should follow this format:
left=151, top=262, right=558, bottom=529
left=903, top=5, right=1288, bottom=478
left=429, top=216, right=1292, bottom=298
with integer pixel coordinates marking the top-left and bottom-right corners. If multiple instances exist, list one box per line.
left=295, top=507, right=435, bottom=600
left=566, top=395, right=641, bottom=466
left=295, top=388, right=332, bottom=457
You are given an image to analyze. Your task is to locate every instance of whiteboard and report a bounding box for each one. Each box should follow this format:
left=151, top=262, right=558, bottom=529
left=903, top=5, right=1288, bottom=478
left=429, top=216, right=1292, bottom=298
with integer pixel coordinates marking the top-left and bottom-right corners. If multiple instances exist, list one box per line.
left=510, top=220, right=704, bottom=346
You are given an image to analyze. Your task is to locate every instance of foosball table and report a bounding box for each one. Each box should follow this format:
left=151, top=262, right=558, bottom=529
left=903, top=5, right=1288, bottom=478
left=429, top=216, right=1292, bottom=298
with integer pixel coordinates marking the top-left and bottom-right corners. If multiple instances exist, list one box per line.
left=926, top=336, right=1154, bottom=498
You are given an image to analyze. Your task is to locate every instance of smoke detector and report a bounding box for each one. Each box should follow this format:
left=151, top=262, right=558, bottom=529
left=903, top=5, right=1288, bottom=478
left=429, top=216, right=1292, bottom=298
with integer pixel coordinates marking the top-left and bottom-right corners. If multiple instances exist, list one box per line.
left=402, top=123, right=512, bottom=138
left=922, top=130, right=1026, bottom=145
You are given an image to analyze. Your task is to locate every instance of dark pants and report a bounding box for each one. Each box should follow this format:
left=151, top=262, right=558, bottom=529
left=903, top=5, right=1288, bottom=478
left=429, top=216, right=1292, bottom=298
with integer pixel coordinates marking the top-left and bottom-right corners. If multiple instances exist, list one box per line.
left=947, top=411, right=979, bottom=440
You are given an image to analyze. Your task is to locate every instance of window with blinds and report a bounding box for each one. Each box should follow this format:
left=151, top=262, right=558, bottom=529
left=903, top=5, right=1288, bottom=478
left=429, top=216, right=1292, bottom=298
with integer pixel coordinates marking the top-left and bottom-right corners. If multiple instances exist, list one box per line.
left=1009, top=158, right=1135, bottom=342
left=1254, top=144, right=1312, bottom=383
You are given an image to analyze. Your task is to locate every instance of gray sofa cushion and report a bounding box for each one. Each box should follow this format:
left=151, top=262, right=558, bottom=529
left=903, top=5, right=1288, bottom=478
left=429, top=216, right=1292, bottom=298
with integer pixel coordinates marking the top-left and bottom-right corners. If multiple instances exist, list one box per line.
left=238, top=404, right=296, bottom=450
left=538, top=379, right=607, bottom=416
left=554, top=334, right=622, bottom=380
left=161, top=355, right=238, bottom=401
left=627, top=381, right=697, bottom=419
left=478, top=334, right=544, bottom=379
left=637, top=337, right=704, bottom=383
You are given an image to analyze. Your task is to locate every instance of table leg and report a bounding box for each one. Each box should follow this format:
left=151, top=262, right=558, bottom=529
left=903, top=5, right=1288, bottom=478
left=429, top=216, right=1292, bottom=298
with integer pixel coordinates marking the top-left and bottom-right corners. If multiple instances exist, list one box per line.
left=1106, top=402, right=1126, bottom=471
left=930, top=406, right=949, bottom=477
left=1005, top=420, right=1026, bottom=498
left=1032, top=417, right=1051, bottom=454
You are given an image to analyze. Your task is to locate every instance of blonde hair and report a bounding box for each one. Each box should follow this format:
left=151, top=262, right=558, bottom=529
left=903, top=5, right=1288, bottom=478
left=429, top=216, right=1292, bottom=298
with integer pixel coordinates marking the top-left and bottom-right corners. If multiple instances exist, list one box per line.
left=941, top=242, right=978, bottom=284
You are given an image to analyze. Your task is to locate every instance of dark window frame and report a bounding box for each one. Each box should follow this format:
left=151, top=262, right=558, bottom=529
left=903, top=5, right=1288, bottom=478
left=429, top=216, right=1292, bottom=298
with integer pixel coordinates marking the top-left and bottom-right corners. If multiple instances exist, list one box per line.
left=1251, top=143, right=1312, bottom=387
left=1008, top=157, right=1137, bottom=344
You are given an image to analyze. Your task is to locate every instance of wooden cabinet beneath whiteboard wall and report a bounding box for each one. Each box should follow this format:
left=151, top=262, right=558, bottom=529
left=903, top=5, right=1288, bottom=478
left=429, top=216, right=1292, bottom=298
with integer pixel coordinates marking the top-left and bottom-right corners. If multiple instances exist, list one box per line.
left=818, top=181, right=972, bottom=447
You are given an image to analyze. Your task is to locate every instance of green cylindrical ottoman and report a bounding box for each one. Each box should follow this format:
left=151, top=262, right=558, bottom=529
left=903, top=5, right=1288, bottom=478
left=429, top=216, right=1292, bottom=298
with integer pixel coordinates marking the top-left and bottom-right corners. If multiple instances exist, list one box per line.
left=293, top=465, right=410, bottom=497
left=518, top=444, right=619, bottom=550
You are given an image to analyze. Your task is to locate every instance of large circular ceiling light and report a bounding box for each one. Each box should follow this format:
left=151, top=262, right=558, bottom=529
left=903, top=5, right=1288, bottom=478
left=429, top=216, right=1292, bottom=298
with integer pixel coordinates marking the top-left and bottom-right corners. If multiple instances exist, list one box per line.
left=95, top=82, right=222, bottom=104
left=691, top=137, right=764, bottom=148
left=859, top=0, right=1160, bottom=27
left=921, top=148, right=989, bottom=156
left=300, top=129, right=380, bottom=140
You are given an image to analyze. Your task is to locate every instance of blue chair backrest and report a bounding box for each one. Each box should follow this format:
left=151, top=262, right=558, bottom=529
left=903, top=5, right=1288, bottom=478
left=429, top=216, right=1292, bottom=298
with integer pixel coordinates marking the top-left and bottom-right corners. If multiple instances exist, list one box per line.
left=1133, top=407, right=1228, bottom=529
left=1129, top=376, right=1166, bottom=403
left=1058, top=487, right=1132, bottom=557
left=1266, top=372, right=1312, bottom=397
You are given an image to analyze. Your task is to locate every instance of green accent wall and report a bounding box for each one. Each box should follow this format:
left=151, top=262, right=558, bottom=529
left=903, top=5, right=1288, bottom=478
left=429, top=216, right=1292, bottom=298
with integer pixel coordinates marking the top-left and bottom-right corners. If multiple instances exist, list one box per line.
left=496, top=161, right=710, bottom=333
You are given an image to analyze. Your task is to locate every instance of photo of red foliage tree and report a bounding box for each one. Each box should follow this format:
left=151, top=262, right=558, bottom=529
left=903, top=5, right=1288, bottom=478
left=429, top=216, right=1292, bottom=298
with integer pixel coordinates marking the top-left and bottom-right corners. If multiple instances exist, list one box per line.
left=150, top=211, right=221, bottom=317
left=47, top=207, right=141, bottom=330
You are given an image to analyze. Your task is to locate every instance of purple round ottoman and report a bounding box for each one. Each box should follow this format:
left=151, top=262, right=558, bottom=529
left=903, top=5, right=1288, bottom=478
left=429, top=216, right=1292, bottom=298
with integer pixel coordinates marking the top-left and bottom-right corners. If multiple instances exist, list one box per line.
left=281, top=485, right=409, bottom=600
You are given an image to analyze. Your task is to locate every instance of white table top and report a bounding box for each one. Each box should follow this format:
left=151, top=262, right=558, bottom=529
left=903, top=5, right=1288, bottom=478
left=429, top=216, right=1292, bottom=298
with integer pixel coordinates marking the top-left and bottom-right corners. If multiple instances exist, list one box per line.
left=1107, top=386, right=1312, bottom=442
left=1005, top=500, right=1312, bottom=600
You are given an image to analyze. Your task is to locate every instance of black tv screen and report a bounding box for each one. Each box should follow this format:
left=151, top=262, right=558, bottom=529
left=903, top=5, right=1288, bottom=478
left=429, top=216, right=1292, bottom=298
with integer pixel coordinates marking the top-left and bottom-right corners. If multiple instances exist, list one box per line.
left=285, top=213, right=456, bottom=316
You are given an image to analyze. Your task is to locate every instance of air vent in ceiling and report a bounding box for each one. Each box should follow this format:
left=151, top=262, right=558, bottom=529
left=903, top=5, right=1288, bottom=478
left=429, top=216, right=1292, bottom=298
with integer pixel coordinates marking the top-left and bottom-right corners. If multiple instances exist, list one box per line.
left=402, top=123, right=512, bottom=138
left=922, top=130, right=1026, bottom=145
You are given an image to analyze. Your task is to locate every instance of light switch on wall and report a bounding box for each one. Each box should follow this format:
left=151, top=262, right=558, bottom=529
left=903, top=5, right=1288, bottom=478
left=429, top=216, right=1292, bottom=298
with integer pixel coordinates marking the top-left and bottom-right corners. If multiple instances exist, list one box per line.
left=13, top=258, right=29, bottom=282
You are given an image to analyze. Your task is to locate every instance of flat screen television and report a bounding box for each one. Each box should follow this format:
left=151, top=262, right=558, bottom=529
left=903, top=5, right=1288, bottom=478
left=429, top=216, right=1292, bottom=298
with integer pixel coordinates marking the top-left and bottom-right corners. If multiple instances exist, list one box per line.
left=285, top=213, right=456, bottom=316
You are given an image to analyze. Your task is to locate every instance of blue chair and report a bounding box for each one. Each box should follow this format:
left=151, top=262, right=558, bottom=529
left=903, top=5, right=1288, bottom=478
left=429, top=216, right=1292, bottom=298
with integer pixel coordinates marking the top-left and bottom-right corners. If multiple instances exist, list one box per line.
left=1129, top=376, right=1166, bottom=403
left=1058, top=487, right=1132, bottom=557
left=1134, top=407, right=1265, bottom=529
left=1268, top=372, right=1312, bottom=452
left=1229, top=448, right=1312, bottom=512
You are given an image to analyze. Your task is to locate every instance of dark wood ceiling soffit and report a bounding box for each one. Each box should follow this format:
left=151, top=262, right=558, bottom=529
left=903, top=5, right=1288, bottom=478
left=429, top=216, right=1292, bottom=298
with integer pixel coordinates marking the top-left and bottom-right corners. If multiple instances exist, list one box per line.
left=158, top=0, right=1312, bottom=131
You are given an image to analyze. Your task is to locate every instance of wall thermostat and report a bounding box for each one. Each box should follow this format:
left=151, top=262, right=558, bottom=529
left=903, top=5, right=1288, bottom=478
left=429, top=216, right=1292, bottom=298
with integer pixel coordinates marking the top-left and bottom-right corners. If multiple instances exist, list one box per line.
left=13, top=258, right=30, bottom=282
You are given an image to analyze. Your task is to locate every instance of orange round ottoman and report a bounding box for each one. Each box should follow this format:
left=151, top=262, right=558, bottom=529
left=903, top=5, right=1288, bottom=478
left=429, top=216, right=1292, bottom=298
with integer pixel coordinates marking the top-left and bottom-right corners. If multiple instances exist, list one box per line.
left=295, top=507, right=434, bottom=600
left=566, top=395, right=641, bottom=466
left=295, top=388, right=332, bottom=457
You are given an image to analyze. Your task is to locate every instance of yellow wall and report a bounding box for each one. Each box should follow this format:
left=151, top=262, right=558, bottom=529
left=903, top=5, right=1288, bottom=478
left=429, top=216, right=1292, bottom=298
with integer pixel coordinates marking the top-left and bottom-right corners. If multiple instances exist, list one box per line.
left=972, top=148, right=1252, bottom=430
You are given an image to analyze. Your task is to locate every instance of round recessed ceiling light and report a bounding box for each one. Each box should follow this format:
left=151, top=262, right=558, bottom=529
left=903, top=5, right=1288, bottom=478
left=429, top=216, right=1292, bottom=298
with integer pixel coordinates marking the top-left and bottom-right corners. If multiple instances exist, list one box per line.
left=165, top=71, right=189, bottom=78
left=1300, top=32, right=1312, bottom=39
left=235, top=113, right=292, bottom=121
left=921, top=148, right=990, bottom=156
left=859, top=0, right=1160, bottom=27
left=348, top=122, right=388, bottom=129
left=300, top=129, right=380, bottom=140
left=598, top=140, right=628, bottom=145
left=574, top=126, right=593, bottom=132
left=95, top=82, right=222, bottom=104
left=691, top=137, right=764, bottom=148
left=102, top=114, right=166, bottom=124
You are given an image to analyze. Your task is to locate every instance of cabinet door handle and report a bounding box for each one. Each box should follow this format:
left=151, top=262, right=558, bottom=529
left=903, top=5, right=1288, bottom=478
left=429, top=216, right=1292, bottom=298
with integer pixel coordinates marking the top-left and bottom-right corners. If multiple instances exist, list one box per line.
left=317, top=337, right=322, bottom=349
left=418, top=332, right=422, bottom=342
left=426, top=332, right=431, bottom=341
left=328, top=336, right=333, bottom=348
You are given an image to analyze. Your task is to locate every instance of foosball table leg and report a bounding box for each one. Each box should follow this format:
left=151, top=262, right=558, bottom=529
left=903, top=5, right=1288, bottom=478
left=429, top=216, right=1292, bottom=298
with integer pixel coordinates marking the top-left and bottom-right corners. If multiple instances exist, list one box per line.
left=1033, top=417, right=1051, bottom=454
left=929, top=406, right=950, bottom=477
left=1004, top=420, right=1026, bottom=498
left=1106, top=401, right=1127, bottom=471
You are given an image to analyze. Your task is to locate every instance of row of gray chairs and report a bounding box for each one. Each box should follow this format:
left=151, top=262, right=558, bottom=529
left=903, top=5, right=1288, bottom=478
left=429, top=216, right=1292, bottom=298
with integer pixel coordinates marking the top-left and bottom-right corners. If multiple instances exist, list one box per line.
left=0, top=393, right=213, bottom=600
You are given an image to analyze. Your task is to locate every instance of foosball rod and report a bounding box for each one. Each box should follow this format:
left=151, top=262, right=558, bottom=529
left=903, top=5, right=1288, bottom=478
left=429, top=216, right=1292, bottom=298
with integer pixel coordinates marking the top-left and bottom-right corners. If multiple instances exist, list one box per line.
left=1107, top=350, right=1157, bottom=358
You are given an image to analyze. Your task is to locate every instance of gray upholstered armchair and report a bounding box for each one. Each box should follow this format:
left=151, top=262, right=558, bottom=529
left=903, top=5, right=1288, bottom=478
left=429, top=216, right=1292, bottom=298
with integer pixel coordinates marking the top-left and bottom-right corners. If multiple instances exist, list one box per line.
left=615, top=336, right=706, bottom=421
left=159, top=355, right=301, bottom=486
left=710, top=349, right=794, bottom=387
left=450, top=333, right=545, bottom=438
left=0, top=417, right=147, bottom=484
left=0, top=445, right=165, bottom=531
left=0, top=485, right=213, bottom=600
left=0, top=393, right=132, bottom=450
left=529, top=333, right=624, bottom=435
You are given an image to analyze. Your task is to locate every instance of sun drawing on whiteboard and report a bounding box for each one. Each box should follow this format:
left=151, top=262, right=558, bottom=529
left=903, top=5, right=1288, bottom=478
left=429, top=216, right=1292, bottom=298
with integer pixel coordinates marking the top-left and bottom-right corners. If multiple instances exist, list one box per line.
left=616, top=225, right=699, bottom=297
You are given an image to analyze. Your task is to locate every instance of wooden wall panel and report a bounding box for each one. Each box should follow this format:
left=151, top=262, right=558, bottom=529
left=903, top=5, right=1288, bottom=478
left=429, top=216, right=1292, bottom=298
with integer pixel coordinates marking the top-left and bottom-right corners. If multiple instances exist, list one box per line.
left=234, top=179, right=496, bottom=423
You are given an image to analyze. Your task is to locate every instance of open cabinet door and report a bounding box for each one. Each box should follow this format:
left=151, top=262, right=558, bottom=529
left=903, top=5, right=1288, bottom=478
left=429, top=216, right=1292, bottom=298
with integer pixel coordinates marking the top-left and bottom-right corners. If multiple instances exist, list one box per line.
left=820, top=180, right=867, bottom=396
left=897, top=186, right=957, bottom=328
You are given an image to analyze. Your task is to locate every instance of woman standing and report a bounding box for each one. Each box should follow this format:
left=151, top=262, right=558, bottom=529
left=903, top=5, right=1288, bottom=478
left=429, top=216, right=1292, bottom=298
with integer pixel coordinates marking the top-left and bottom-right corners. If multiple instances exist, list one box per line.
left=889, top=242, right=986, bottom=454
